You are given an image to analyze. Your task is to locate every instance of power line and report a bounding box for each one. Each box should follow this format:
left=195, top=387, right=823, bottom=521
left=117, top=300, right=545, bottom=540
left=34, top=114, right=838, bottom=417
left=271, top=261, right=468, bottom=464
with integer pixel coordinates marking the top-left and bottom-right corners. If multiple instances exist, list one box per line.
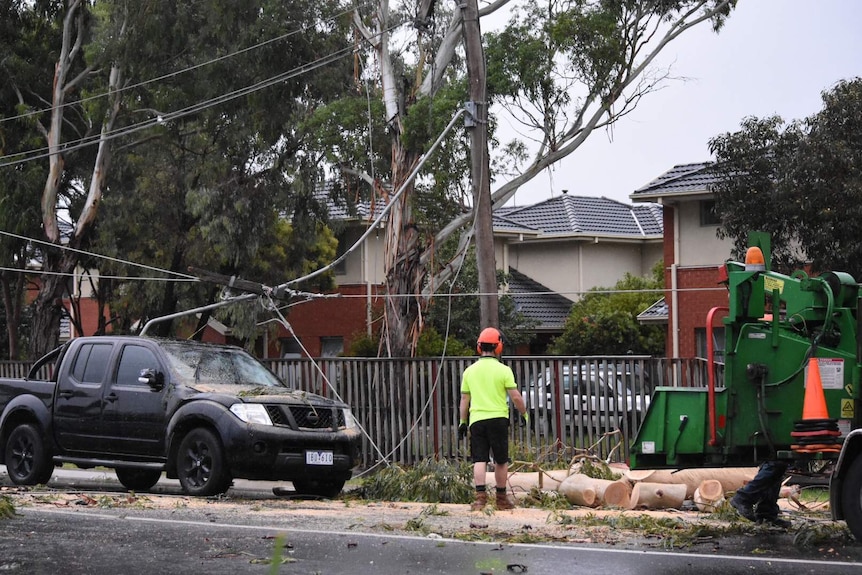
left=0, top=19, right=405, bottom=169
left=0, top=2, right=373, bottom=127
left=0, top=229, right=197, bottom=280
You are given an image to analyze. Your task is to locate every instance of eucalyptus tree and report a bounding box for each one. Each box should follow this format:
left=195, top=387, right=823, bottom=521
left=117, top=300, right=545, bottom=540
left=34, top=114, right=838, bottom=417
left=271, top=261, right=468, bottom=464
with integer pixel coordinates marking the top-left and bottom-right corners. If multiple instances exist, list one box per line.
left=3, top=0, right=355, bottom=355
left=0, top=0, right=71, bottom=357
left=90, top=0, right=354, bottom=340
left=336, top=0, right=735, bottom=357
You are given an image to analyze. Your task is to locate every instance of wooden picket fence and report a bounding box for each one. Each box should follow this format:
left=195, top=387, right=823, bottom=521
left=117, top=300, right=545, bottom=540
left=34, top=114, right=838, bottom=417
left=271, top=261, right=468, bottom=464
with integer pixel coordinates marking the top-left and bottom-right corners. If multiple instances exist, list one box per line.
left=0, top=355, right=721, bottom=469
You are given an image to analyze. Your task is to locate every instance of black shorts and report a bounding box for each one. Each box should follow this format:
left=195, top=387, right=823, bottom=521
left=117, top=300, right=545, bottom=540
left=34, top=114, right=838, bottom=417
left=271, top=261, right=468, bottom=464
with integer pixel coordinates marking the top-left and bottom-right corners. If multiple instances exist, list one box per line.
left=469, top=417, right=510, bottom=464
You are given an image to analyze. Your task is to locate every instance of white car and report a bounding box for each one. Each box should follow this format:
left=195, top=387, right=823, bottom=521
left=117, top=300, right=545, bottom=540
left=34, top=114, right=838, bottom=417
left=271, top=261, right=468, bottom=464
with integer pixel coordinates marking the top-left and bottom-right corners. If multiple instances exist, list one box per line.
left=523, top=364, right=648, bottom=433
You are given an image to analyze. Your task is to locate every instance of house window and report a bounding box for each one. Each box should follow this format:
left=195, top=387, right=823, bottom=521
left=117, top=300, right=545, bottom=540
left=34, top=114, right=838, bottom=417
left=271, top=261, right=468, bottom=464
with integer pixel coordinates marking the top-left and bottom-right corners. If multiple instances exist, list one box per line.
left=320, top=337, right=344, bottom=357
left=700, top=200, right=720, bottom=226
left=695, top=327, right=725, bottom=362
left=334, top=232, right=348, bottom=275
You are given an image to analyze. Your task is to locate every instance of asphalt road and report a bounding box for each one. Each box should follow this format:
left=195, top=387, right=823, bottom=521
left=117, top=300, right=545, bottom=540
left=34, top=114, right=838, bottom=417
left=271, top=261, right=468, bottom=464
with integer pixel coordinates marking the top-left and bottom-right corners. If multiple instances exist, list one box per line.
left=2, top=467, right=862, bottom=574
left=4, top=506, right=862, bottom=575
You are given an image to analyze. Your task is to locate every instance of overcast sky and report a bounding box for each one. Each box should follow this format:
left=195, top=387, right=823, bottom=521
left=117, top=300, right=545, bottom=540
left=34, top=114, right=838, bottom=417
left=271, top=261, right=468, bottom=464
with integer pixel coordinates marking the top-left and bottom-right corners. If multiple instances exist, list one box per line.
left=498, top=0, right=862, bottom=207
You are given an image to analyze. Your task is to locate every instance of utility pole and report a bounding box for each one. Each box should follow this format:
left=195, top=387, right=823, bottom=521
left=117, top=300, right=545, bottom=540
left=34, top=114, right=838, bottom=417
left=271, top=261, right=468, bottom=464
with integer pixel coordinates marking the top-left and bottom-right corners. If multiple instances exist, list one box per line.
left=461, top=0, right=499, bottom=330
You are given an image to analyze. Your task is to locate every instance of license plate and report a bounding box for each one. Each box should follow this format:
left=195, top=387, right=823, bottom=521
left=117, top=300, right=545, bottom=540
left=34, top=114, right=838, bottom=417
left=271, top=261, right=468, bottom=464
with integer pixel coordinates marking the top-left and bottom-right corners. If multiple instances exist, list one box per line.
left=305, top=450, right=334, bottom=465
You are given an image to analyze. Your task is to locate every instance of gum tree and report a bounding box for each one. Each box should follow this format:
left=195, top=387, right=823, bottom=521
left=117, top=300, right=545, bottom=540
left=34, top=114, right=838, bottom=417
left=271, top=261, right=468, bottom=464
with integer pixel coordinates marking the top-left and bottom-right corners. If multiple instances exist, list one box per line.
left=343, top=0, right=735, bottom=357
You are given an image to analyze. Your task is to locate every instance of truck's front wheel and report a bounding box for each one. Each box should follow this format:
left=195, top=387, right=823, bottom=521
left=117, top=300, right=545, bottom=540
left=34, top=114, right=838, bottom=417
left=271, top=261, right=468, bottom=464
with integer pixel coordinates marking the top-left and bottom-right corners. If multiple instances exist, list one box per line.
left=841, top=455, right=862, bottom=542
left=5, top=423, right=53, bottom=486
left=176, top=428, right=232, bottom=496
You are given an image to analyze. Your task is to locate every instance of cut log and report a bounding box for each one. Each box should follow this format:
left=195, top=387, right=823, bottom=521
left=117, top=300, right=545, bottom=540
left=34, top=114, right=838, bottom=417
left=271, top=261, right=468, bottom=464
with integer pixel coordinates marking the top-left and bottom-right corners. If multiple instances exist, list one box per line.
left=601, top=479, right=632, bottom=508
left=486, top=469, right=571, bottom=494
left=628, top=482, right=687, bottom=510
left=559, top=474, right=632, bottom=508
left=692, top=479, right=725, bottom=512
left=624, top=468, right=756, bottom=499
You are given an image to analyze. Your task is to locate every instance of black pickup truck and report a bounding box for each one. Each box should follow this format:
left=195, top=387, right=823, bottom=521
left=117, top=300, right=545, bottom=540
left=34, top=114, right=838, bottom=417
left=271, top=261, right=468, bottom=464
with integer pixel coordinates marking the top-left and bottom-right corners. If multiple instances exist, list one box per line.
left=0, top=336, right=362, bottom=497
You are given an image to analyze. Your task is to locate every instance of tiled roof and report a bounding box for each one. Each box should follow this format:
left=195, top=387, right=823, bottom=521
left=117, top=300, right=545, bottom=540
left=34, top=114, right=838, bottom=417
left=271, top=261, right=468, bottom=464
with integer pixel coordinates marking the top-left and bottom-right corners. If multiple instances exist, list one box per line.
left=632, top=162, right=721, bottom=199
left=636, top=297, right=668, bottom=325
left=507, top=267, right=573, bottom=331
left=313, top=183, right=390, bottom=221
left=496, top=194, right=662, bottom=238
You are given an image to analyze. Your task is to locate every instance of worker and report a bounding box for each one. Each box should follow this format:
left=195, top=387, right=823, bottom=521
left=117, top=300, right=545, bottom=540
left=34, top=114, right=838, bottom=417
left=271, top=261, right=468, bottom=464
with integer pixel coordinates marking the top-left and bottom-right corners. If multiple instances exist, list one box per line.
left=458, top=327, right=528, bottom=511
left=729, top=460, right=792, bottom=528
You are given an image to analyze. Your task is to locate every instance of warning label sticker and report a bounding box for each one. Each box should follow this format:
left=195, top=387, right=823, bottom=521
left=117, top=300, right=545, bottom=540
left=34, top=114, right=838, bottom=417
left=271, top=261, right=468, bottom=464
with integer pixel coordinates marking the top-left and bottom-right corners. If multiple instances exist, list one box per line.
left=841, top=399, right=855, bottom=419
left=764, top=276, right=785, bottom=295
left=809, top=358, right=844, bottom=390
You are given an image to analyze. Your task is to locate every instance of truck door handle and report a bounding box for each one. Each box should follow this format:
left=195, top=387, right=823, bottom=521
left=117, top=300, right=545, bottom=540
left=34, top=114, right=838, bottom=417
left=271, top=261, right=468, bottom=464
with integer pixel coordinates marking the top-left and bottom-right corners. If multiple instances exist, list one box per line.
left=104, top=393, right=119, bottom=403
left=58, top=390, right=74, bottom=399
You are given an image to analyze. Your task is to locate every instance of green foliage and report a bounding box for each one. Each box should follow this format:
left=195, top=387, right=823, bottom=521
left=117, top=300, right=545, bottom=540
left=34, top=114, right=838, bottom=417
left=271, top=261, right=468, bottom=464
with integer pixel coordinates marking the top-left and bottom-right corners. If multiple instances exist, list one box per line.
left=709, top=78, right=862, bottom=279
left=792, top=521, right=854, bottom=548
left=578, top=459, right=621, bottom=481
left=708, top=115, right=805, bottom=272
left=551, top=261, right=665, bottom=355
left=355, top=459, right=474, bottom=504
left=1, top=0, right=357, bottom=346
left=0, top=496, right=14, bottom=520
left=415, top=327, right=473, bottom=357
left=344, top=332, right=381, bottom=357
left=519, top=487, right=570, bottom=510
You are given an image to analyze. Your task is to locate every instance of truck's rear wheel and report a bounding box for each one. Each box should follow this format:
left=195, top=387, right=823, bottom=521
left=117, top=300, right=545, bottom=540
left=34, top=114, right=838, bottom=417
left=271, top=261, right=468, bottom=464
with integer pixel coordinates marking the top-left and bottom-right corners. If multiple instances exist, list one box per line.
left=841, top=456, right=862, bottom=541
left=291, top=478, right=345, bottom=498
left=115, top=468, right=162, bottom=492
left=5, top=423, right=53, bottom=486
left=176, top=428, right=232, bottom=496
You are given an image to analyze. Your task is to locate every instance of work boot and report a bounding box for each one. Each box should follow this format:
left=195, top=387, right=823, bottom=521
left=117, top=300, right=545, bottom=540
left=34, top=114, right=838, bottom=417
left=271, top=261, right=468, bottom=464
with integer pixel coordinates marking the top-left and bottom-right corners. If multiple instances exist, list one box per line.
left=730, top=495, right=756, bottom=522
left=757, top=515, right=792, bottom=529
left=470, top=491, right=487, bottom=511
left=495, top=490, right=515, bottom=510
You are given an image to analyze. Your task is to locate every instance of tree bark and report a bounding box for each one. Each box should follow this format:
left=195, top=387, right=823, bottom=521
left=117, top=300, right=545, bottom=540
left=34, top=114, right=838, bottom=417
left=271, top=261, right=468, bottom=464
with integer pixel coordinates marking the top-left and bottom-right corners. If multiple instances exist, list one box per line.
left=462, top=0, right=498, bottom=330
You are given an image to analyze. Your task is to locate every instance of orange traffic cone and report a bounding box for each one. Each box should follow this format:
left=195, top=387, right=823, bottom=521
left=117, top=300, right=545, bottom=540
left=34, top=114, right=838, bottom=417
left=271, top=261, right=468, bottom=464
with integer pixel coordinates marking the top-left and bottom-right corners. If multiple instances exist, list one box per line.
left=802, top=358, right=829, bottom=420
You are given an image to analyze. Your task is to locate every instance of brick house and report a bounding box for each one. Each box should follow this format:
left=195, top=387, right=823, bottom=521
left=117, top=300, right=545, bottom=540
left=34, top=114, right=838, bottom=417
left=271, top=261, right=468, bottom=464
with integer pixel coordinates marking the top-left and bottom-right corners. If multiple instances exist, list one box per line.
left=630, top=162, right=733, bottom=360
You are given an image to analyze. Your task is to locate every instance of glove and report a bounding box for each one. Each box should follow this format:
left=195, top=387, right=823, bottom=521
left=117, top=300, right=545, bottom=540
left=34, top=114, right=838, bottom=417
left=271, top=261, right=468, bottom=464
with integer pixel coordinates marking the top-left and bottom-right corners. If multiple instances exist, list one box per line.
left=520, top=412, right=530, bottom=426
left=458, top=421, right=468, bottom=439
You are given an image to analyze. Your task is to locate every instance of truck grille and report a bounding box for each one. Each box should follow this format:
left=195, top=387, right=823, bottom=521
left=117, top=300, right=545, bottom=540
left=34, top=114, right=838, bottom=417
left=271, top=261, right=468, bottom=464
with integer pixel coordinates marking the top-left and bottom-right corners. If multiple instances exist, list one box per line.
left=265, top=405, right=345, bottom=430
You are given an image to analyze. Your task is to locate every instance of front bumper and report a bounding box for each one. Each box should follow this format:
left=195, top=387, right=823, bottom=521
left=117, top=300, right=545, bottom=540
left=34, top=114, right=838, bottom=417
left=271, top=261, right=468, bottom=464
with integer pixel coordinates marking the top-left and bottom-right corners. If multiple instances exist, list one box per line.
left=220, top=419, right=363, bottom=482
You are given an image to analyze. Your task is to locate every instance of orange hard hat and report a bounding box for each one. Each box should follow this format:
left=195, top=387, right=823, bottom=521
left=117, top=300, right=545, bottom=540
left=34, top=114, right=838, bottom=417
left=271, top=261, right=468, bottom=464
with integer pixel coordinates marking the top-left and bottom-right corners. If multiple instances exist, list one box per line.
left=476, top=327, right=503, bottom=355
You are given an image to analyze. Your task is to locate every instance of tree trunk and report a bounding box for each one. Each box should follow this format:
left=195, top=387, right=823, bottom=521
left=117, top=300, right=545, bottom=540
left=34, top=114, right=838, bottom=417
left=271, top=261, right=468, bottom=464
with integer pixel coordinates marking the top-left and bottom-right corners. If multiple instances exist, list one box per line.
left=381, top=146, right=423, bottom=357
left=0, top=271, right=24, bottom=359
left=624, top=467, right=756, bottom=499
left=30, top=251, right=75, bottom=357
left=462, top=0, right=498, bottom=330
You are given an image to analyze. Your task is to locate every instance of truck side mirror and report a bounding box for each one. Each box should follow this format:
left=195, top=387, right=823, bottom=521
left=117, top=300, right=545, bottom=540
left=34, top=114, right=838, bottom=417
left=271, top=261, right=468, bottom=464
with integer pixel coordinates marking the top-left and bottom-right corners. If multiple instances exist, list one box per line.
left=138, top=368, right=165, bottom=390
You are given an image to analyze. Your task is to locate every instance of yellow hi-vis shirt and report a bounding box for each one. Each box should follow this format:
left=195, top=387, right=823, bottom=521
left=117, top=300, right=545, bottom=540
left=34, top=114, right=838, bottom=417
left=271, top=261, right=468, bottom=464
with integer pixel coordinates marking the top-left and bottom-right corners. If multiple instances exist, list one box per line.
left=460, top=356, right=516, bottom=425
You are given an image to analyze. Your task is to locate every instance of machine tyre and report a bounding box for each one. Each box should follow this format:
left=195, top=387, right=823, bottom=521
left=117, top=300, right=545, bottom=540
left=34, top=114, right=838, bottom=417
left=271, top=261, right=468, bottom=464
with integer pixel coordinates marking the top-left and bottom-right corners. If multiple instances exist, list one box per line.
left=115, top=468, right=162, bottom=492
left=176, top=428, right=232, bottom=496
left=5, top=423, right=53, bottom=486
left=841, top=455, right=862, bottom=542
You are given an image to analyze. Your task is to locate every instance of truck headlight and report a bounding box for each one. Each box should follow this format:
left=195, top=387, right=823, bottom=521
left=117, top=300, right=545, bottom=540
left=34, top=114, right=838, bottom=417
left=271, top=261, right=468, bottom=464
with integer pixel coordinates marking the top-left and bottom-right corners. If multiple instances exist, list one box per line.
left=230, top=403, right=273, bottom=425
left=343, top=408, right=358, bottom=429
